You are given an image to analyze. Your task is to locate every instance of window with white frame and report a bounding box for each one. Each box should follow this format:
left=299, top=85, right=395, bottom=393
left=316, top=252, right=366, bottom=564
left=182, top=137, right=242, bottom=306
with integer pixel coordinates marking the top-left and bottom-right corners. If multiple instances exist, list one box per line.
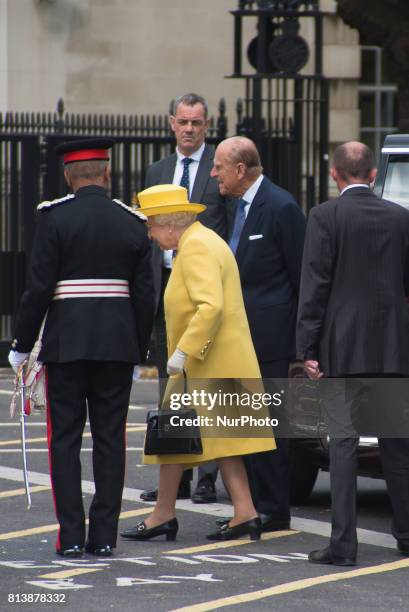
left=358, top=46, right=397, bottom=155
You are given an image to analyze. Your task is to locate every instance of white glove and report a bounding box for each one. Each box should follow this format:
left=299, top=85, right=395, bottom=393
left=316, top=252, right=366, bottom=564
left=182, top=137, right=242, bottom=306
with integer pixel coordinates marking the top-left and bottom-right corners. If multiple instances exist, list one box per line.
left=167, top=348, right=187, bottom=375
left=132, top=366, right=140, bottom=381
left=8, top=350, right=29, bottom=373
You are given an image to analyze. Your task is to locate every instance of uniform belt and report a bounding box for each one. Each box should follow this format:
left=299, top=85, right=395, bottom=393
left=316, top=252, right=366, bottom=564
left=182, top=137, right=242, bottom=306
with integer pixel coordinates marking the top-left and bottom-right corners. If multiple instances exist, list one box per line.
left=53, top=279, right=130, bottom=300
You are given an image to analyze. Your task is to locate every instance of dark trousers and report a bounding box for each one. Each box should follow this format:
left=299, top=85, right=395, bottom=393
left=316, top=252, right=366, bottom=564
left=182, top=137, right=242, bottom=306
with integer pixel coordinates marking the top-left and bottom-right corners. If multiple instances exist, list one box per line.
left=244, top=359, right=290, bottom=520
left=379, top=437, right=409, bottom=543
left=322, top=376, right=409, bottom=557
left=46, top=360, right=133, bottom=550
left=319, top=378, right=360, bottom=558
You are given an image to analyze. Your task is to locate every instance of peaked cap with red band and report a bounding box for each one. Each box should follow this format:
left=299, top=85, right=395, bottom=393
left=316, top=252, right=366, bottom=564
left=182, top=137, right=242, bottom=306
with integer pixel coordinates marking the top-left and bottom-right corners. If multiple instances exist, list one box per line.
left=55, top=138, right=114, bottom=164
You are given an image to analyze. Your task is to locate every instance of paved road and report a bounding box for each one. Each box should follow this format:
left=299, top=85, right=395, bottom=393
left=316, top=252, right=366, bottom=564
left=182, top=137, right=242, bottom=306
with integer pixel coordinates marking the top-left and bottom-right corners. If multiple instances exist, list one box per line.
left=0, top=370, right=408, bottom=612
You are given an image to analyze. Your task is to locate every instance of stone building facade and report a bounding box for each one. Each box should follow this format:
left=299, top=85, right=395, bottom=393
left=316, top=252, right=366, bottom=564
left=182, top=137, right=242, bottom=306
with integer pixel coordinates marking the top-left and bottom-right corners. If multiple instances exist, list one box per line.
left=1, top=0, right=361, bottom=148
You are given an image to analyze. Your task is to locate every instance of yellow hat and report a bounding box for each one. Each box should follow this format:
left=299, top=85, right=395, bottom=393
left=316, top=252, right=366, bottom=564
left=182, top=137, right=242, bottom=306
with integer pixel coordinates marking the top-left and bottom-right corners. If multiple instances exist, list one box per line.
left=136, top=184, right=206, bottom=217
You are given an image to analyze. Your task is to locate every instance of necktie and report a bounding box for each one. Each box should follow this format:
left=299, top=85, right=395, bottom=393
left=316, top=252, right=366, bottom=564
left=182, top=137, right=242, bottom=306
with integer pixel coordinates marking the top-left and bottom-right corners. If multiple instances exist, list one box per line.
left=180, top=157, right=193, bottom=195
left=229, top=199, right=247, bottom=255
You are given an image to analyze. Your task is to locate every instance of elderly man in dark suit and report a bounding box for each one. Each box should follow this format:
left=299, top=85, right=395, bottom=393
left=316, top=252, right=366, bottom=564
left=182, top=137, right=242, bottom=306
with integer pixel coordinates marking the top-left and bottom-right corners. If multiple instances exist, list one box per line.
left=141, top=93, right=227, bottom=504
left=297, top=141, right=409, bottom=565
left=211, top=136, right=306, bottom=532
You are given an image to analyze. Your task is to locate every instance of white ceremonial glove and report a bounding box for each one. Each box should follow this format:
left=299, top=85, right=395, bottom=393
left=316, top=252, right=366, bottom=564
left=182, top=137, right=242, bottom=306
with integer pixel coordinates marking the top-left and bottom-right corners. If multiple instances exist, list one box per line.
left=132, top=366, right=140, bottom=381
left=8, top=350, right=29, bottom=373
left=167, top=348, right=187, bottom=376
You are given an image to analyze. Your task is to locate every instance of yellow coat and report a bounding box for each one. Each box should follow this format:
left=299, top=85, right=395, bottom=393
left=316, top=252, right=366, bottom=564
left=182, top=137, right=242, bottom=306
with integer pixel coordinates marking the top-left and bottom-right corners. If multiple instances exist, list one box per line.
left=144, top=221, right=276, bottom=466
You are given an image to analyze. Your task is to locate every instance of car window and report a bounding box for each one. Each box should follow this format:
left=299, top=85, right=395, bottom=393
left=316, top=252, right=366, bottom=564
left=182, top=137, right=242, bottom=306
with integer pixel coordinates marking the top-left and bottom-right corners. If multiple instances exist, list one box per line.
left=382, top=155, right=409, bottom=209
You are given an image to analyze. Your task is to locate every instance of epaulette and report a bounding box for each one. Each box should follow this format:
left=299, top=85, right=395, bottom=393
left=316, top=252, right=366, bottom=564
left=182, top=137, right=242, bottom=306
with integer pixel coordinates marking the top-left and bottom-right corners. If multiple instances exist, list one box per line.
left=113, top=198, right=147, bottom=221
left=37, top=194, right=75, bottom=211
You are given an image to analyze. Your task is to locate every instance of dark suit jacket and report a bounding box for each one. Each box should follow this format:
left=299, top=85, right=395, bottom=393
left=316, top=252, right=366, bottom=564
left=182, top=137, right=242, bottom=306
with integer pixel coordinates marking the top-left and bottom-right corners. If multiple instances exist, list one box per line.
left=297, top=186, right=409, bottom=376
left=145, top=144, right=228, bottom=310
left=233, top=176, right=306, bottom=363
left=13, top=186, right=155, bottom=363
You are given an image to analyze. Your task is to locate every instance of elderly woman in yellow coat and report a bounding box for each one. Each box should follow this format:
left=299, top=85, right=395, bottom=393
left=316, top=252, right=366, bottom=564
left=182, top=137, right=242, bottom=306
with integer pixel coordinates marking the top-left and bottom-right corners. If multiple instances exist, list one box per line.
left=121, top=184, right=276, bottom=542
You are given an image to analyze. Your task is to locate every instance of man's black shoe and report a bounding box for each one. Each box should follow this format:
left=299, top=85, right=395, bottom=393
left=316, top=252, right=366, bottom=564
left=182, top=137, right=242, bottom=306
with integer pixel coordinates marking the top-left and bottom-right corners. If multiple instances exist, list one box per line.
left=308, top=546, right=356, bottom=566
left=85, top=543, right=114, bottom=557
left=140, top=488, right=159, bottom=502
left=258, top=513, right=290, bottom=533
left=140, top=481, right=191, bottom=502
left=191, top=480, right=216, bottom=504
left=397, top=540, right=409, bottom=556
left=216, top=514, right=290, bottom=532
left=56, top=545, right=84, bottom=558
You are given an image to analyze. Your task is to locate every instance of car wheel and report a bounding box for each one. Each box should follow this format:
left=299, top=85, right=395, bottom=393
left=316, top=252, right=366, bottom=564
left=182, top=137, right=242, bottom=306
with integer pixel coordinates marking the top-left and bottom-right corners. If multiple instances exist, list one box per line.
left=289, top=441, right=319, bottom=504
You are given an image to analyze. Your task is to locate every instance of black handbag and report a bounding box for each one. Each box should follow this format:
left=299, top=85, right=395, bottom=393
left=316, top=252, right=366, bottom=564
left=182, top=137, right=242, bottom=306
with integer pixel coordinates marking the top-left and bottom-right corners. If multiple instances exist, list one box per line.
left=144, top=371, right=202, bottom=455
left=144, top=408, right=203, bottom=455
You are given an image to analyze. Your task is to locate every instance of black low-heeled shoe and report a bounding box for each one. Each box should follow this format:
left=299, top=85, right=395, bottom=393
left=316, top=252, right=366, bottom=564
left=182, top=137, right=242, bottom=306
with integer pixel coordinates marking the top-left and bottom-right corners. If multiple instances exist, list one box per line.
left=206, top=517, right=261, bottom=541
left=120, top=518, right=178, bottom=541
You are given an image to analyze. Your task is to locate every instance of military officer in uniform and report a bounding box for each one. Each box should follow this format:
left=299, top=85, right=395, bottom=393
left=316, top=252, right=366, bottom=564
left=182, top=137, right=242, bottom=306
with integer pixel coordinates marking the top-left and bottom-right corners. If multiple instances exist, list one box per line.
left=9, top=138, right=154, bottom=558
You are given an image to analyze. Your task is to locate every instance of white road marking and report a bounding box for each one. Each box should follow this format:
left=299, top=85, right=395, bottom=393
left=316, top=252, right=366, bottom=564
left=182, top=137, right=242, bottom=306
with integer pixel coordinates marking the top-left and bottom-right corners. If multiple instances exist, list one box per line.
left=0, top=448, right=144, bottom=453
left=0, top=465, right=396, bottom=549
left=0, top=422, right=146, bottom=427
left=0, top=423, right=47, bottom=427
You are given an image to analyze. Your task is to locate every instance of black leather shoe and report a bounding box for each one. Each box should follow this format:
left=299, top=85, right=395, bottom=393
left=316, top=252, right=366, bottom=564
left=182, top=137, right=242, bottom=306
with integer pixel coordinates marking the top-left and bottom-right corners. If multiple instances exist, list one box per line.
left=308, top=546, right=356, bottom=566
left=397, top=540, right=409, bottom=555
left=258, top=513, right=290, bottom=533
left=191, top=480, right=216, bottom=504
left=140, top=482, right=191, bottom=502
left=216, top=514, right=290, bottom=532
left=85, top=543, right=114, bottom=557
left=56, top=545, right=84, bottom=558
left=215, top=516, right=232, bottom=527
left=207, top=517, right=261, bottom=541
left=120, top=518, right=178, bottom=541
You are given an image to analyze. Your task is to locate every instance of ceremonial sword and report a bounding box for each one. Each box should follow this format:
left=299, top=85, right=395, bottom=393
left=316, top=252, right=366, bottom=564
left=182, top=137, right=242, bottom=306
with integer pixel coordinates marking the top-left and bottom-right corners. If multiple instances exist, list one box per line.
left=18, top=365, right=31, bottom=509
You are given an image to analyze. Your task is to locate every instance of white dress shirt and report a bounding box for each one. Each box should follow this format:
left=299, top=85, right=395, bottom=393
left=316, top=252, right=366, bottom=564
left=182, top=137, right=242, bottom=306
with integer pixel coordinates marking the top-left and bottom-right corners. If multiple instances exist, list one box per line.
left=240, top=174, right=264, bottom=217
left=340, top=183, right=370, bottom=195
left=163, top=142, right=206, bottom=268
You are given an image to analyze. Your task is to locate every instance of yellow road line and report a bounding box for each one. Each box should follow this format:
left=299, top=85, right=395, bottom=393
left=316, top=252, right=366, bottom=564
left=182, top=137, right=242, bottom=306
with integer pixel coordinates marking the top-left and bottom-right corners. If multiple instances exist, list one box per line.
left=39, top=567, right=105, bottom=580
left=170, top=558, right=409, bottom=612
left=118, top=508, right=152, bottom=520
left=0, top=485, right=50, bottom=498
left=0, top=508, right=151, bottom=541
left=0, top=436, right=47, bottom=446
left=0, top=425, right=145, bottom=447
left=0, top=523, right=60, bottom=541
left=167, top=530, right=298, bottom=554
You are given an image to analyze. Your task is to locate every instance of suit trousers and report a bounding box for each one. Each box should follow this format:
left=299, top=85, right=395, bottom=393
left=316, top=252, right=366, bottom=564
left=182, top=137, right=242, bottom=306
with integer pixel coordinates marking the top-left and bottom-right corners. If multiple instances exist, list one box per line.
left=46, top=360, right=133, bottom=550
left=319, top=378, right=359, bottom=558
left=378, top=437, right=409, bottom=543
left=244, top=359, right=290, bottom=520
left=322, top=376, right=409, bottom=557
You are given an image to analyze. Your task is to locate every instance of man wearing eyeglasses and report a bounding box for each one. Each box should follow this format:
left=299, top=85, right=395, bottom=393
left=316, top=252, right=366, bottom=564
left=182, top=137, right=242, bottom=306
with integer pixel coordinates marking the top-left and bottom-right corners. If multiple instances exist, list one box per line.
left=140, top=93, right=227, bottom=504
